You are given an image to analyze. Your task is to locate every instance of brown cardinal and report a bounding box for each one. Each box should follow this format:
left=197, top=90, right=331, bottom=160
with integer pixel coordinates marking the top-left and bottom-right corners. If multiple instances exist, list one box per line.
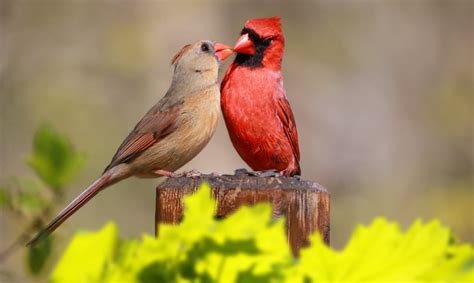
left=27, top=40, right=232, bottom=246
left=221, top=17, right=301, bottom=177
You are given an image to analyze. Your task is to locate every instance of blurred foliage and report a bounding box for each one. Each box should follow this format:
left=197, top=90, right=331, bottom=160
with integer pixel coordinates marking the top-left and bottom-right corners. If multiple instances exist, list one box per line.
left=28, top=236, right=53, bottom=275
left=0, top=187, right=11, bottom=209
left=50, top=184, right=474, bottom=283
left=50, top=184, right=290, bottom=283
left=12, top=178, right=48, bottom=216
left=292, top=220, right=474, bottom=282
left=27, top=125, right=84, bottom=191
left=0, top=125, right=84, bottom=276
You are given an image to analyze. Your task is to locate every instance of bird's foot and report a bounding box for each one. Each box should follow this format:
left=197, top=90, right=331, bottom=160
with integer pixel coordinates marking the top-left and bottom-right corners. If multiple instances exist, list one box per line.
left=156, top=169, right=202, bottom=178
left=154, top=169, right=179, bottom=178
left=234, top=168, right=253, bottom=176
left=234, top=168, right=282, bottom=177
left=180, top=169, right=202, bottom=179
left=256, top=169, right=281, bottom=177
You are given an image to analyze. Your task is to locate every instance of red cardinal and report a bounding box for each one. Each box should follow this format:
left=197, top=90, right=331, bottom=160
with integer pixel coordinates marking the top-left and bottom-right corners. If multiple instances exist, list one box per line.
left=221, top=17, right=301, bottom=176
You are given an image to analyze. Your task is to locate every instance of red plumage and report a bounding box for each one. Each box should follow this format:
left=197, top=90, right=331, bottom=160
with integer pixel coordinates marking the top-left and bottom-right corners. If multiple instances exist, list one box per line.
left=221, top=17, right=301, bottom=176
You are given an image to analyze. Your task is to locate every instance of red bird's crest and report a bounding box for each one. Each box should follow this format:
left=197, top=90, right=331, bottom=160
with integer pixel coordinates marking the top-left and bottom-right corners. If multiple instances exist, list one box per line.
left=244, top=16, right=282, bottom=38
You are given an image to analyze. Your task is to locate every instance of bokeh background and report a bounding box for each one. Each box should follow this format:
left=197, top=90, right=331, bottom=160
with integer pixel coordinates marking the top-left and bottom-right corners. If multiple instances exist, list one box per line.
left=1, top=0, right=472, bottom=281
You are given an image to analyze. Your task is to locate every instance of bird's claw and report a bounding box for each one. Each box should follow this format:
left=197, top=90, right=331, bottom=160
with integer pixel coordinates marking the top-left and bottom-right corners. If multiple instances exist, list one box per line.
left=181, top=169, right=201, bottom=178
left=154, top=169, right=179, bottom=178
left=292, top=174, right=302, bottom=180
left=234, top=168, right=282, bottom=177
left=256, top=169, right=281, bottom=177
left=235, top=168, right=253, bottom=176
left=235, top=168, right=261, bottom=176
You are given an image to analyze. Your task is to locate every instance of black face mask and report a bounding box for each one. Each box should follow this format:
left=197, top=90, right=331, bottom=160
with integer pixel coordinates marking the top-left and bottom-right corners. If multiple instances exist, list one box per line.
left=234, top=28, right=273, bottom=68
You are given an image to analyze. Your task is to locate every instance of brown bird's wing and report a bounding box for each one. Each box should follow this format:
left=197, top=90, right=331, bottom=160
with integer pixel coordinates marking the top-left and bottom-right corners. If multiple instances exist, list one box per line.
left=104, top=102, right=182, bottom=171
left=276, top=97, right=300, bottom=162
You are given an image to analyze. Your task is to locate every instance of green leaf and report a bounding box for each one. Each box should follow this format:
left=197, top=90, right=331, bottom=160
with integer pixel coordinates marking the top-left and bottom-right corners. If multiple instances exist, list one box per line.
left=137, top=262, right=175, bottom=283
left=48, top=185, right=474, bottom=283
left=27, top=236, right=53, bottom=275
left=27, top=125, right=84, bottom=190
left=11, top=178, right=47, bottom=215
left=288, top=218, right=473, bottom=282
left=0, top=188, right=10, bottom=209
left=16, top=191, right=44, bottom=215
left=421, top=244, right=474, bottom=282
left=49, top=184, right=290, bottom=283
left=50, top=223, right=119, bottom=283
left=236, top=268, right=273, bottom=283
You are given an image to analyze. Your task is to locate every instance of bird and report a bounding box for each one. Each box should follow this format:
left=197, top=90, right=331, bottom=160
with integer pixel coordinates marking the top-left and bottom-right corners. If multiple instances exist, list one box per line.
left=221, top=17, right=301, bottom=177
left=27, top=40, right=233, bottom=246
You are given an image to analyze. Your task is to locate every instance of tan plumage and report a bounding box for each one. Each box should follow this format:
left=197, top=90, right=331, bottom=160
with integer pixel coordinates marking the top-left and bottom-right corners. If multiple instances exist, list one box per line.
left=27, top=40, right=231, bottom=245
left=130, top=85, right=221, bottom=177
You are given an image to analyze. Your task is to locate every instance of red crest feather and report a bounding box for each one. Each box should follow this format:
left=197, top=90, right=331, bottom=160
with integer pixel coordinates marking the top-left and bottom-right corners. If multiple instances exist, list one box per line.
left=244, top=16, right=282, bottom=37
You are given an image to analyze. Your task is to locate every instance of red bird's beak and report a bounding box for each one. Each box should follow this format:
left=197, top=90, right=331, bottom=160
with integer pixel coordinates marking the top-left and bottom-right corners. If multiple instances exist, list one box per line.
left=214, top=43, right=233, bottom=61
left=233, top=34, right=256, bottom=55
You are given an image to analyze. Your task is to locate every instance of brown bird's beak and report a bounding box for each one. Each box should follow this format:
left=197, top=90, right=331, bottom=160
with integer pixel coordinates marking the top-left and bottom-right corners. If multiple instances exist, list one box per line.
left=214, top=43, right=233, bottom=61
left=233, top=34, right=256, bottom=55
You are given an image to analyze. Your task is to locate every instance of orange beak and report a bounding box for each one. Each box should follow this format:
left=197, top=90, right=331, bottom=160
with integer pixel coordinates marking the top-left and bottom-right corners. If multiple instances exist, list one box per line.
left=214, top=43, right=233, bottom=61
left=233, top=33, right=256, bottom=55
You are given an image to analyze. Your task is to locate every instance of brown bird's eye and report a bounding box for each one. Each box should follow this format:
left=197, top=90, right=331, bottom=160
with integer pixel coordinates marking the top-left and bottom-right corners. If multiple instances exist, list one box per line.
left=201, top=43, right=210, bottom=52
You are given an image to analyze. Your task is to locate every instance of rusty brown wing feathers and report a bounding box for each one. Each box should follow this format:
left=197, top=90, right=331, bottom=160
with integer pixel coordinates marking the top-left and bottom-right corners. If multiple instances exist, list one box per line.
left=104, top=101, right=183, bottom=172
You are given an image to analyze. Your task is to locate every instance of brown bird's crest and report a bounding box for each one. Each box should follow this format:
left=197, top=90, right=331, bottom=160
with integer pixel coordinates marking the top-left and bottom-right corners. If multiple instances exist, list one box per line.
left=171, top=44, right=192, bottom=66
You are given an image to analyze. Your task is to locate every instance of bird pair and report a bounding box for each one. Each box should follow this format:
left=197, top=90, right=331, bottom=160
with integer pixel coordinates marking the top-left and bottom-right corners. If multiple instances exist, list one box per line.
left=27, top=16, right=300, bottom=246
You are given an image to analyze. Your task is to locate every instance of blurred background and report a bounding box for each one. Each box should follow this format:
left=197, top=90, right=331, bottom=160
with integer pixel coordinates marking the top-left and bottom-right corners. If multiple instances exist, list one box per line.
left=0, top=0, right=472, bottom=281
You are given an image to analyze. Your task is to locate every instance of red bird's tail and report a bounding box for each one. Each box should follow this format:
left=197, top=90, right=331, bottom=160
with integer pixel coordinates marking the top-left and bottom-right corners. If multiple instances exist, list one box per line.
left=26, top=173, right=113, bottom=246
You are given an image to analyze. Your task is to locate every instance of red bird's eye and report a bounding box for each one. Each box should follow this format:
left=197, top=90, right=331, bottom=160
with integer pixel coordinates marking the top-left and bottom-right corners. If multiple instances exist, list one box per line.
left=263, top=37, right=273, bottom=44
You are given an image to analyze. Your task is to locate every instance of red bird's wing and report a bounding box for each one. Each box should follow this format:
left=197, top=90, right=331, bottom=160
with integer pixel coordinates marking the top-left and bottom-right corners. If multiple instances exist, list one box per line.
left=104, top=103, right=182, bottom=171
left=276, top=97, right=300, bottom=162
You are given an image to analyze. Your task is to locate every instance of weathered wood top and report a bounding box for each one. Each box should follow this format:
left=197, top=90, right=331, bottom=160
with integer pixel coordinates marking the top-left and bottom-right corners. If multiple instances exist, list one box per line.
left=158, top=171, right=328, bottom=192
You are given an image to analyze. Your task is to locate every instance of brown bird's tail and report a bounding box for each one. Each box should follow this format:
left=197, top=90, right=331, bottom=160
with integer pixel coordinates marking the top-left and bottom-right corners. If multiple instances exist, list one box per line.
left=26, top=173, right=113, bottom=246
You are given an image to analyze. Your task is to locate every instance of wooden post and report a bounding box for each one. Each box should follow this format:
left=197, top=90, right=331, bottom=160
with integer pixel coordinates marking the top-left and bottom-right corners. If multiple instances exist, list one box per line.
left=155, top=171, right=330, bottom=257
